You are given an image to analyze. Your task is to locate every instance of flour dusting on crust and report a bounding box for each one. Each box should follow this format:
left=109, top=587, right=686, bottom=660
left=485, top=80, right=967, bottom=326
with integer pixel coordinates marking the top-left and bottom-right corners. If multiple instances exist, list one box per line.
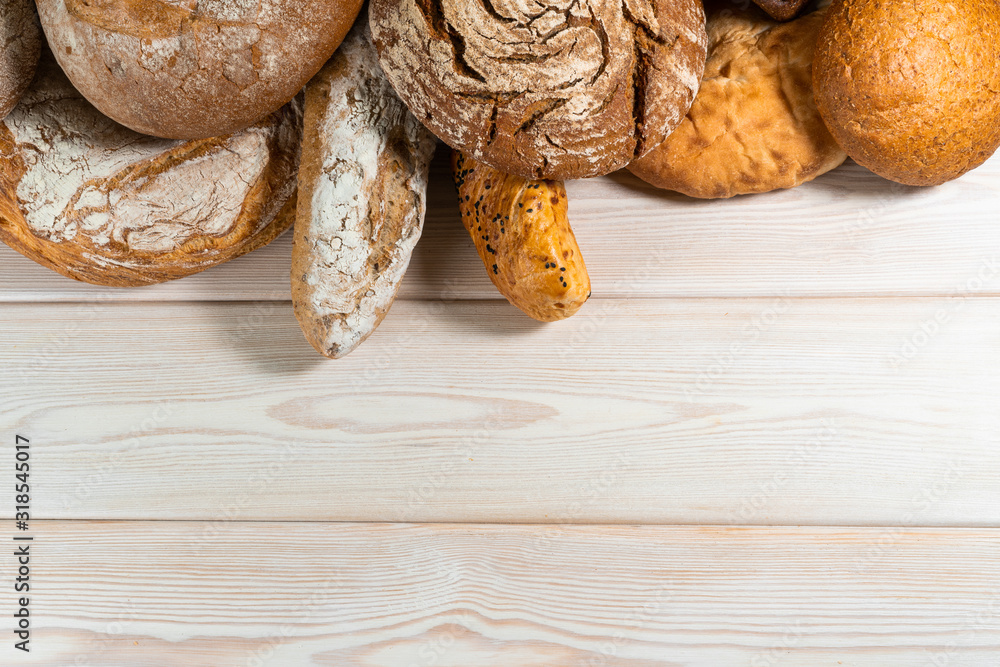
left=370, top=0, right=707, bottom=180
left=293, top=17, right=437, bottom=358
left=0, top=51, right=302, bottom=286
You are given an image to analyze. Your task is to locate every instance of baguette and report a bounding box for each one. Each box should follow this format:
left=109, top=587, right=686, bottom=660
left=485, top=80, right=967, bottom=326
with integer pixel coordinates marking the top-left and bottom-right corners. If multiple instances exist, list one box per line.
left=292, top=16, right=437, bottom=359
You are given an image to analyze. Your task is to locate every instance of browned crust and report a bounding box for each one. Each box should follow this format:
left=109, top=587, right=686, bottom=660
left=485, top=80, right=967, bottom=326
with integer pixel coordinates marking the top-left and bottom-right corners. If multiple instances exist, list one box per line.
left=813, top=0, right=1000, bottom=186
left=751, top=0, right=809, bottom=21
left=371, top=0, right=707, bottom=180
left=0, top=0, right=42, bottom=118
left=629, top=7, right=846, bottom=199
left=0, top=59, right=301, bottom=287
left=452, top=151, right=590, bottom=322
left=0, top=122, right=297, bottom=286
left=36, top=0, right=363, bottom=139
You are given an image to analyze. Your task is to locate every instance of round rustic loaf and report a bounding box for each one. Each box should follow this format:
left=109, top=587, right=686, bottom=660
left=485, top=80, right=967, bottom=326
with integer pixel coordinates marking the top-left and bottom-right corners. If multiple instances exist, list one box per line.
left=813, top=0, right=1000, bottom=186
left=370, top=0, right=707, bottom=180
left=629, top=7, right=846, bottom=199
left=35, top=0, right=362, bottom=139
left=0, top=0, right=42, bottom=118
left=0, top=51, right=301, bottom=287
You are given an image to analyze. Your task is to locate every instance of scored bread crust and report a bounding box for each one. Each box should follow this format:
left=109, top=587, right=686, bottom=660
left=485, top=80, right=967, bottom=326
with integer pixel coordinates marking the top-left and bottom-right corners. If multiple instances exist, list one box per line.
left=36, top=0, right=362, bottom=139
left=370, top=0, right=707, bottom=181
left=0, top=50, right=302, bottom=287
left=629, top=7, right=846, bottom=199
left=813, top=0, right=1000, bottom=186
left=0, top=0, right=42, bottom=119
left=292, top=17, right=437, bottom=359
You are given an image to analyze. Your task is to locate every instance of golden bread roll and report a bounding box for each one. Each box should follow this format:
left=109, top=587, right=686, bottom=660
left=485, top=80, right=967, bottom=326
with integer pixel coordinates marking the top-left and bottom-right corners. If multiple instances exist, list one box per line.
left=0, top=51, right=301, bottom=287
left=36, top=0, right=362, bottom=139
left=629, top=7, right=845, bottom=199
left=452, top=152, right=590, bottom=322
left=813, top=0, right=1000, bottom=186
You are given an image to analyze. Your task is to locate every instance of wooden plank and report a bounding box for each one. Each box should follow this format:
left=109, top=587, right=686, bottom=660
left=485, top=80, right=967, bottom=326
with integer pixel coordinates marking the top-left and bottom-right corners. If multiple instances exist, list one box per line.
left=2, top=522, right=999, bottom=665
left=3, top=298, right=999, bottom=524
left=2, top=150, right=1000, bottom=302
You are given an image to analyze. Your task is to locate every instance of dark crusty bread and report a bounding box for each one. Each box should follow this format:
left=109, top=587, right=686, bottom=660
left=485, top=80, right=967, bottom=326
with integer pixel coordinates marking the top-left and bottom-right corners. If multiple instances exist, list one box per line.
left=813, top=0, right=1000, bottom=186
left=629, top=7, right=845, bottom=199
left=36, top=0, right=362, bottom=139
left=370, top=0, right=707, bottom=181
left=751, top=0, right=809, bottom=21
left=0, top=50, right=301, bottom=287
left=0, top=0, right=41, bottom=119
left=293, top=16, right=437, bottom=359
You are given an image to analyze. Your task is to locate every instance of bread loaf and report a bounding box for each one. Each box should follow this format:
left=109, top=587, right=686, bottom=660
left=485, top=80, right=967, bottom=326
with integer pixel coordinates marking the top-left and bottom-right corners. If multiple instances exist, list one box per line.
left=370, top=0, right=707, bottom=181
left=751, top=0, right=808, bottom=21
left=813, top=0, right=1000, bottom=186
left=0, top=0, right=41, bottom=119
left=36, top=0, right=362, bottom=139
left=452, top=151, right=590, bottom=322
left=629, top=7, right=846, bottom=199
left=0, top=51, right=301, bottom=286
left=292, top=17, right=437, bottom=359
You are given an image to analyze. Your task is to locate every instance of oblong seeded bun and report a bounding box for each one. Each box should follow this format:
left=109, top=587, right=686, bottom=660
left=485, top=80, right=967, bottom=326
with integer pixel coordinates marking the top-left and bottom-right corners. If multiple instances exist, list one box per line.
left=36, top=0, right=362, bottom=139
left=813, top=0, right=1000, bottom=186
left=0, top=51, right=301, bottom=287
left=370, top=0, right=707, bottom=181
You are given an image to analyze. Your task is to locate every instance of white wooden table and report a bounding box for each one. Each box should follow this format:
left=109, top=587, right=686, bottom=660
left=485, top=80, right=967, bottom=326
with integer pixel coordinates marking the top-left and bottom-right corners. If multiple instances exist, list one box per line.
left=2, top=148, right=1000, bottom=665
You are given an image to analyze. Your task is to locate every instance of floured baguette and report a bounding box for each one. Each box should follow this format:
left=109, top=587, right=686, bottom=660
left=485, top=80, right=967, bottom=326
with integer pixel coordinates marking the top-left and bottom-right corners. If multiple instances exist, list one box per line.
left=452, top=151, right=590, bottom=322
left=292, top=16, right=437, bottom=359
left=0, top=49, right=301, bottom=286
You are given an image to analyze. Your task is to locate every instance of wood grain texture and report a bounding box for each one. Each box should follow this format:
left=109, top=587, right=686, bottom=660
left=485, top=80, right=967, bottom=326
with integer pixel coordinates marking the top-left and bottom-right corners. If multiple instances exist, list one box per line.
left=3, top=298, right=999, bottom=524
left=2, top=149, right=1000, bottom=302
left=2, top=522, right=999, bottom=666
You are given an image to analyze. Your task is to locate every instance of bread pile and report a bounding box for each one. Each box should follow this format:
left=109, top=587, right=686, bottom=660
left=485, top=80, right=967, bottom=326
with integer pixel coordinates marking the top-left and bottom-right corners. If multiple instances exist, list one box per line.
left=2, top=0, right=998, bottom=357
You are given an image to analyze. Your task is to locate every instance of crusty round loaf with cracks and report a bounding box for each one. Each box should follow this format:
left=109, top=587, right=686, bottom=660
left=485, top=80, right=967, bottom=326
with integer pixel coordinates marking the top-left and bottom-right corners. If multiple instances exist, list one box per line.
left=36, top=0, right=362, bottom=139
left=370, top=0, right=707, bottom=180
left=813, top=0, right=1000, bottom=186
left=0, top=0, right=42, bottom=119
left=0, top=51, right=301, bottom=287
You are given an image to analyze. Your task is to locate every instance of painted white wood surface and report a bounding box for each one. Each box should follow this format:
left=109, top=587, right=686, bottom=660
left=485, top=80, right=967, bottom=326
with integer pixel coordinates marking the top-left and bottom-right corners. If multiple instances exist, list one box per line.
left=2, top=522, right=998, bottom=666
left=4, top=297, right=998, bottom=524
left=2, top=151, right=1000, bottom=302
